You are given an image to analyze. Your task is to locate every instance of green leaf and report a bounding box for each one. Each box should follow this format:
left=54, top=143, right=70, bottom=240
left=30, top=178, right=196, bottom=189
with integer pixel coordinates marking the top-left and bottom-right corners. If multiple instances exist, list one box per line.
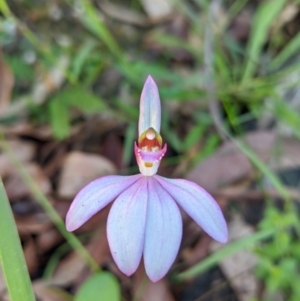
left=151, top=32, right=198, bottom=58
left=5, top=55, right=34, bottom=82
left=48, top=99, right=70, bottom=140
left=48, top=86, right=106, bottom=139
left=165, top=130, right=182, bottom=152
left=193, top=133, right=220, bottom=164
left=71, top=39, right=97, bottom=80
left=79, top=1, right=122, bottom=59
left=59, top=86, right=106, bottom=113
left=242, top=0, right=287, bottom=82
left=182, top=123, right=207, bottom=151
left=271, top=31, right=300, bottom=70
left=225, top=133, right=290, bottom=201
left=74, top=272, right=121, bottom=301
left=0, top=179, right=36, bottom=301
left=271, top=97, right=300, bottom=140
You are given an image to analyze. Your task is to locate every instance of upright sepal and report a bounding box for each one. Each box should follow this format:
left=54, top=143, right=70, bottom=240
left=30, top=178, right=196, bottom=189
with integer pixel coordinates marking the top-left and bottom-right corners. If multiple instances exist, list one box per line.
left=138, top=76, right=161, bottom=136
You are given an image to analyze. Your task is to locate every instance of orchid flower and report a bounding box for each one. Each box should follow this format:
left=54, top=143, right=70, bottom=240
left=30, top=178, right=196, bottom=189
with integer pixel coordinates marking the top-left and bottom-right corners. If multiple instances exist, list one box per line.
left=66, top=76, right=227, bottom=282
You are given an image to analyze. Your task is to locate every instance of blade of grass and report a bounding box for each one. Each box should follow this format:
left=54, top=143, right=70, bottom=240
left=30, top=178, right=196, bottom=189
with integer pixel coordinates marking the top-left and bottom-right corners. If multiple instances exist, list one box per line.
left=71, top=39, right=98, bottom=80
left=170, top=0, right=204, bottom=34
left=227, top=0, right=250, bottom=20
left=0, top=0, right=10, bottom=15
left=174, top=228, right=275, bottom=281
left=233, top=135, right=289, bottom=200
left=181, top=122, right=208, bottom=151
left=76, top=0, right=122, bottom=59
left=64, top=0, right=141, bottom=84
left=203, top=1, right=290, bottom=201
left=43, top=242, right=72, bottom=280
left=242, top=0, right=287, bottom=82
left=0, top=179, right=36, bottom=301
left=0, top=132, right=99, bottom=273
left=271, top=31, right=300, bottom=70
left=269, top=95, right=300, bottom=140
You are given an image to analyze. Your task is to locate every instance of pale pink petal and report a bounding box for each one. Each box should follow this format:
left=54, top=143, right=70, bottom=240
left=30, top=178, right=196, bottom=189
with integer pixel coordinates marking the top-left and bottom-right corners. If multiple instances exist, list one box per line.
left=107, top=177, right=148, bottom=276
left=155, top=176, right=228, bottom=243
left=144, top=177, right=182, bottom=282
left=66, top=174, right=142, bottom=231
left=138, top=76, right=161, bottom=136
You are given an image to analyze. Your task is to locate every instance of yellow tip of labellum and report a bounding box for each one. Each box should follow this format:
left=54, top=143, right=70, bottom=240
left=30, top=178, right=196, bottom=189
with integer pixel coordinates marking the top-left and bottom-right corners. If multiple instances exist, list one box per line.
left=138, top=127, right=162, bottom=151
left=144, top=162, right=153, bottom=167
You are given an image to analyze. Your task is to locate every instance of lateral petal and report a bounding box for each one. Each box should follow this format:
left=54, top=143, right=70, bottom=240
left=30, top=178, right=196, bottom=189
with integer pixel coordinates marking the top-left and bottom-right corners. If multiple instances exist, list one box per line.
left=144, top=177, right=182, bottom=282
left=107, top=177, right=148, bottom=276
left=66, top=174, right=142, bottom=231
left=155, top=176, right=228, bottom=243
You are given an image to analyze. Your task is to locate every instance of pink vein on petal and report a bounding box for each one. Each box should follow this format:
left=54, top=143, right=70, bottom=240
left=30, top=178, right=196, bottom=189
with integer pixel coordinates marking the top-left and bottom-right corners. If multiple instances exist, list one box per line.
left=155, top=176, right=228, bottom=243
left=107, top=176, right=148, bottom=276
left=144, top=176, right=182, bottom=282
left=66, top=174, right=142, bottom=231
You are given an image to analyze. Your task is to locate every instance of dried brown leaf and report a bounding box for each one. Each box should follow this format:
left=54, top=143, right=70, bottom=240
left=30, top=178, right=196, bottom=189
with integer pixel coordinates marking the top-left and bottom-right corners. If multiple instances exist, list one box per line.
left=273, top=3, right=299, bottom=32
left=0, top=139, right=36, bottom=178
left=140, top=0, right=173, bottom=21
left=50, top=251, right=87, bottom=287
left=187, top=131, right=300, bottom=191
left=24, top=237, right=39, bottom=276
left=16, top=213, right=52, bottom=236
left=37, top=228, right=64, bottom=254
left=181, top=235, right=211, bottom=266
left=99, top=2, right=149, bottom=26
left=5, top=162, right=51, bottom=200
left=132, top=264, right=175, bottom=301
left=33, top=280, right=70, bottom=301
left=50, top=228, right=111, bottom=288
left=1, top=123, right=56, bottom=139
left=87, top=226, right=111, bottom=264
left=3, top=139, right=36, bottom=162
left=187, top=131, right=274, bottom=190
left=0, top=269, right=6, bottom=299
left=229, top=11, right=251, bottom=42
left=102, top=132, right=124, bottom=170
left=210, top=214, right=258, bottom=301
left=58, top=151, right=116, bottom=199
